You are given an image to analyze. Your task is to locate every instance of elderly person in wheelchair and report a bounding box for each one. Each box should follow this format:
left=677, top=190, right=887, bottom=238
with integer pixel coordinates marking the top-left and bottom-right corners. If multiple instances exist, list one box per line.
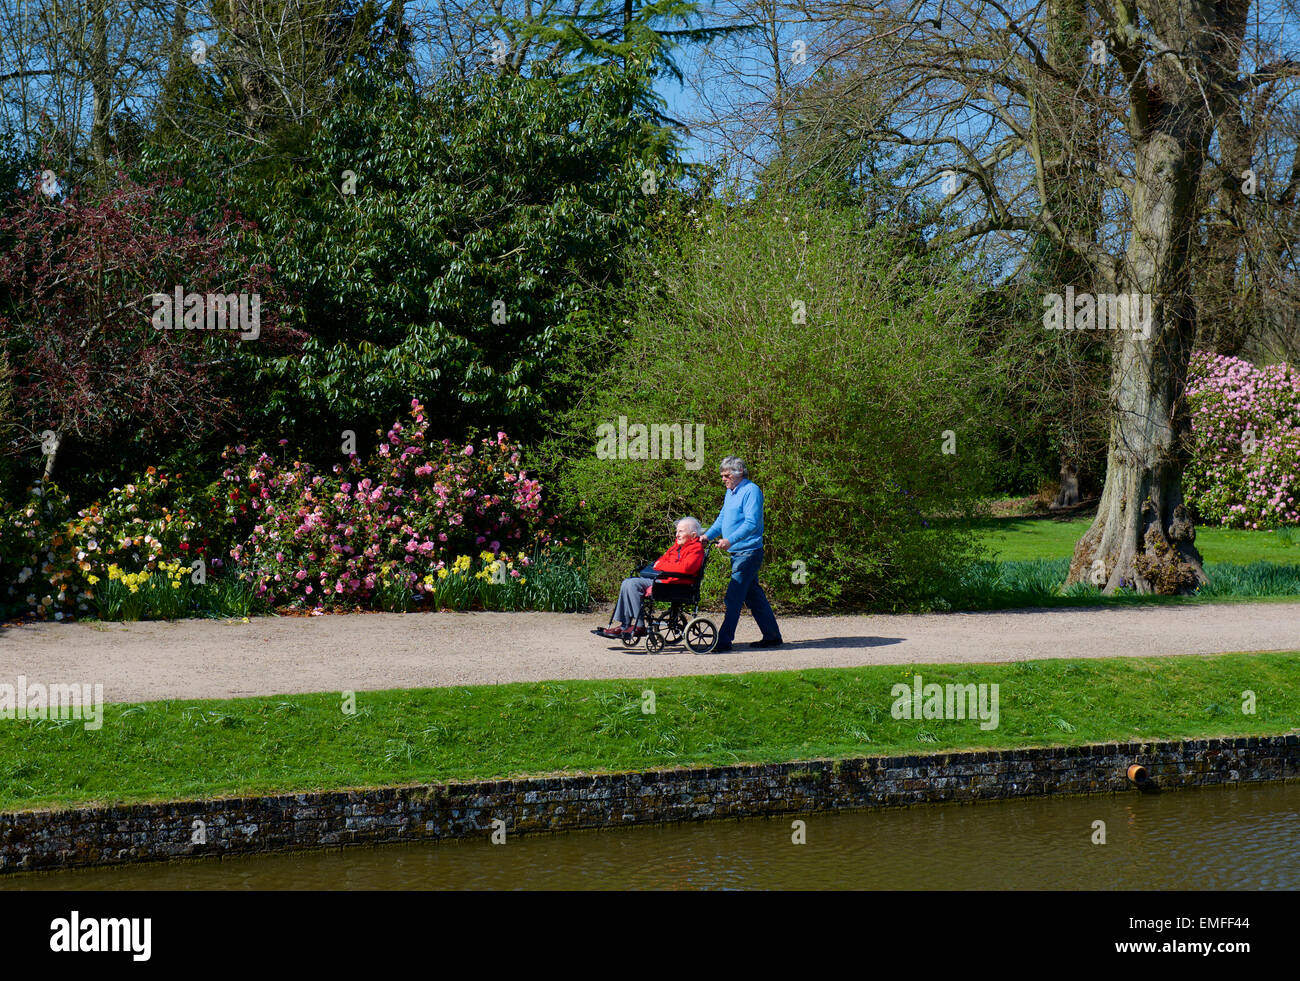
left=592, top=517, right=718, bottom=653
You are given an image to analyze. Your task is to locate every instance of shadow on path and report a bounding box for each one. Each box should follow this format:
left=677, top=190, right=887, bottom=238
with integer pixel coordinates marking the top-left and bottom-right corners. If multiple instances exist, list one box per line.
left=608, top=635, right=907, bottom=655
left=781, top=636, right=905, bottom=651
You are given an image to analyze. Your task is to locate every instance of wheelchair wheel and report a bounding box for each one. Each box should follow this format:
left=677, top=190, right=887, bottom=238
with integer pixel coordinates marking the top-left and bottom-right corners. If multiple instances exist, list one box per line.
left=646, top=632, right=667, bottom=654
left=661, top=613, right=685, bottom=645
left=622, top=630, right=640, bottom=648
left=684, top=617, right=718, bottom=654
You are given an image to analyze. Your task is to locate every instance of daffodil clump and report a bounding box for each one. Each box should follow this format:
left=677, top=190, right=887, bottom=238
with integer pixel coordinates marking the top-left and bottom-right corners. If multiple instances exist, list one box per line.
left=472, top=550, right=528, bottom=585
left=97, top=559, right=197, bottom=621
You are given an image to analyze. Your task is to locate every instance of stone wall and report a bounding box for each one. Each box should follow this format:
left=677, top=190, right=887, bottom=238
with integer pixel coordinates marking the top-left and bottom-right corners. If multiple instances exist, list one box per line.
left=3, top=735, right=1297, bottom=873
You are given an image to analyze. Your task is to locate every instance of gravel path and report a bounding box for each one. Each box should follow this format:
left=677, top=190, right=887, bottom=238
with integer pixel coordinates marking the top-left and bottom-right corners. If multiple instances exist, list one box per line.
left=3, top=601, right=1298, bottom=705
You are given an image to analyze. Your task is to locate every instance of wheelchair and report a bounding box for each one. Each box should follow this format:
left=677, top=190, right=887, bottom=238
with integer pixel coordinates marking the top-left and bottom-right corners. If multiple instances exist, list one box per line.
left=620, top=549, right=718, bottom=654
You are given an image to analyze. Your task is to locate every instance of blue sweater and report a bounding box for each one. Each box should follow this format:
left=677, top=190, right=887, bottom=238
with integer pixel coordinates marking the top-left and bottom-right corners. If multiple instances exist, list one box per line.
left=705, top=479, right=764, bottom=552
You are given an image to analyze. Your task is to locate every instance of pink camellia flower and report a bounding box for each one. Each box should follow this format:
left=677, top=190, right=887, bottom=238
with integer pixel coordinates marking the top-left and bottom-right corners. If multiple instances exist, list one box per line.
left=415, top=464, right=433, bottom=477
left=305, top=585, right=314, bottom=594
left=463, top=445, right=474, bottom=456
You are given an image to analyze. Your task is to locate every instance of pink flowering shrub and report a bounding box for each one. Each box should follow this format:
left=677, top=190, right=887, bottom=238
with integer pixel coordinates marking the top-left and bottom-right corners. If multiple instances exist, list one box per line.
left=1185, top=353, right=1300, bottom=528
left=224, top=400, right=556, bottom=608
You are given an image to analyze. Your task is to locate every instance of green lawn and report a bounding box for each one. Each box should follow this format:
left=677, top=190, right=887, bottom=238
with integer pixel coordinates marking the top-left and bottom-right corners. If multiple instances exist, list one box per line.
left=3, top=652, right=1297, bottom=812
left=976, top=517, right=1300, bottom=564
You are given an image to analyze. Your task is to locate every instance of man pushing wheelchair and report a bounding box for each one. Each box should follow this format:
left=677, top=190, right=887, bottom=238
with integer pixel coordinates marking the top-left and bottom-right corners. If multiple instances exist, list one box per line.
left=593, top=456, right=782, bottom=654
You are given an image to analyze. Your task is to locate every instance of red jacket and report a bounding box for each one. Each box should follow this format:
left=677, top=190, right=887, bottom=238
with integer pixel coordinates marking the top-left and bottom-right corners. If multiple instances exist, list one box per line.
left=652, top=539, right=705, bottom=584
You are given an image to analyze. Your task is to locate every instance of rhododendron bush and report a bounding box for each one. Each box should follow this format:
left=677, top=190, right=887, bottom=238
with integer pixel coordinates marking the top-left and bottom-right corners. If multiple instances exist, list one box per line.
left=225, top=400, right=557, bottom=609
left=1186, top=353, right=1300, bottom=529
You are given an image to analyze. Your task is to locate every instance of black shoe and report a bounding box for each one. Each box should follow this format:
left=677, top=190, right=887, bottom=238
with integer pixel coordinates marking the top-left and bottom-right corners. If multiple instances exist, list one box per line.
left=749, top=636, right=784, bottom=648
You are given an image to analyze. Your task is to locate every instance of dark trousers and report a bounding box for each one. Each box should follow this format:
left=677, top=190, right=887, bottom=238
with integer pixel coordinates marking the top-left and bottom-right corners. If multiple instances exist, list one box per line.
left=717, top=547, right=780, bottom=646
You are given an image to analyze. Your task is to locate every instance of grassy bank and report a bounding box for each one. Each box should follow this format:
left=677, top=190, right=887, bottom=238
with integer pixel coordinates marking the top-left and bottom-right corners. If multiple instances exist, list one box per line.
left=975, top=516, right=1300, bottom=564
left=2, top=652, right=1296, bottom=812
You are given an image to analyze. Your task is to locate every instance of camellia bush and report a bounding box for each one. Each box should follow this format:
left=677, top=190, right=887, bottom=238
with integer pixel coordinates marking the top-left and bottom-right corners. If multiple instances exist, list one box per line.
left=1185, top=353, right=1300, bottom=528
left=559, top=196, right=1001, bottom=612
left=225, top=400, right=559, bottom=610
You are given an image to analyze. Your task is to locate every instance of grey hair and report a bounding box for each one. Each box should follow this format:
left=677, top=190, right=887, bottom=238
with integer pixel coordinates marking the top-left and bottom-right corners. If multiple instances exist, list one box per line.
left=675, top=516, right=703, bottom=535
left=719, top=456, right=748, bottom=478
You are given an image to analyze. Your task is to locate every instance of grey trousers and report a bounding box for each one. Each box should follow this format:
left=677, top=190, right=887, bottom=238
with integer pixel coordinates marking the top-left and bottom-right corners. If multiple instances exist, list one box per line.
left=612, top=576, right=657, bottom=628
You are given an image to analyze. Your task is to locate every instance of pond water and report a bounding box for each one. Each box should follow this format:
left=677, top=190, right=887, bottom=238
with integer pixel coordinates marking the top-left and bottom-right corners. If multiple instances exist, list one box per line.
left=5, top=782, right=1297, bottom=890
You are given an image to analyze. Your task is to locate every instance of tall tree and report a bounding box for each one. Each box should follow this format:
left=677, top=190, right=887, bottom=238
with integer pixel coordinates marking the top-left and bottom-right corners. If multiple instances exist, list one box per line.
left=808, top=0, right=1299, bottom=594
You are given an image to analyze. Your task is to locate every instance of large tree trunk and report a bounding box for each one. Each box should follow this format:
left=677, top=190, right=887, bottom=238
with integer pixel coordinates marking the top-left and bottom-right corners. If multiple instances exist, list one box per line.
left=1066, top=159, right=1208, bottom=593
left=1064, top=0, right=1242, bottom=595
